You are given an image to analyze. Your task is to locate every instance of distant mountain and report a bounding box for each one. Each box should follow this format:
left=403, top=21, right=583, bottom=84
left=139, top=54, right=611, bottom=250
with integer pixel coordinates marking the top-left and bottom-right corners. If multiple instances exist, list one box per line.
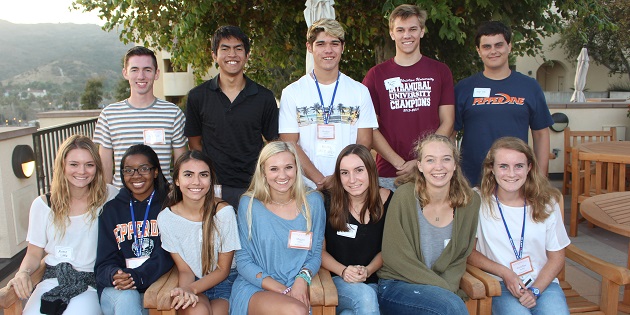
left=0, top=20, right=133, bottom=87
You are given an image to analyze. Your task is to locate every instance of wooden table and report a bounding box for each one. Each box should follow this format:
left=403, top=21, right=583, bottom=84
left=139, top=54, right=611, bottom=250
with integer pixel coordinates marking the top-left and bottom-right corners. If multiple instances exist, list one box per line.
left=580, top=191, right=630, bottom=312
left=578, top=141, right=630, bottom=157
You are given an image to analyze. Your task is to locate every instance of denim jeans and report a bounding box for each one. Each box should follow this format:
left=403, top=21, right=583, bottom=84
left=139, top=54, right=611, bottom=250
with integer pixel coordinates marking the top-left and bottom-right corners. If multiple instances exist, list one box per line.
left=202, top=268, right=238, bottom=301
left=220, top=186, right=247, bottom=210
left=377, top=279, right=467, bottom=315
left=332, top=276, right=380, bottom=315
left=378, top=177, right=397, bottom=191
left=100, top=287, right=148, bottom=315
left=492, top=282, right=569, bottom=315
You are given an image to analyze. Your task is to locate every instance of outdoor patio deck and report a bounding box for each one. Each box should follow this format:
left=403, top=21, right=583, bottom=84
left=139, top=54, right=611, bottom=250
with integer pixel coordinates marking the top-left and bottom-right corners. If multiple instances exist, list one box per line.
left=0, top=180, right=628, bottom=314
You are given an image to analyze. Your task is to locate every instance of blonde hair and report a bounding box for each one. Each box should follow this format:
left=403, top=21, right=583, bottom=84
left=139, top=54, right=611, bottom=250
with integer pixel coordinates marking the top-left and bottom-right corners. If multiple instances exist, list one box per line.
left=400, top=134, right=473, bottom=208
left=244, top=141, right=312, bottom=238
left=389, top=4, right=428, bottom=30
left=50, top=135, right=107, bottom=238
left=307, top=18, right=345, bottom=45
left=479, top=137, right=560, bottom=223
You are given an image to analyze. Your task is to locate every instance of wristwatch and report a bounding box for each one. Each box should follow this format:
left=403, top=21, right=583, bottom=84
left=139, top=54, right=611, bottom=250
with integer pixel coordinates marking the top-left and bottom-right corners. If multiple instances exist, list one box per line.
left=529, top=287, right=541, bottom=298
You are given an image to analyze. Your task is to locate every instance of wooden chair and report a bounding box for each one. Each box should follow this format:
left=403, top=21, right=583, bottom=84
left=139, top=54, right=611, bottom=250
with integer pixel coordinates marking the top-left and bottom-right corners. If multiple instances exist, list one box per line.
left=562, top=127, right=617, bottom=195
left=569, top=148, right=630, bottom=236
left=463, top=264, right=501, bottom=315
left=472, top=195, right=630, bottom=314
left=0, top=260, right=46, bottom=315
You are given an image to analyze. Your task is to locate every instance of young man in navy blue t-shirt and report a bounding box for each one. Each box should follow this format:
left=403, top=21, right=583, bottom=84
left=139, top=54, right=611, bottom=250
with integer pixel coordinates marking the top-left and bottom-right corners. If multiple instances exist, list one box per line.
left=454, top=21, right=552, bottom=186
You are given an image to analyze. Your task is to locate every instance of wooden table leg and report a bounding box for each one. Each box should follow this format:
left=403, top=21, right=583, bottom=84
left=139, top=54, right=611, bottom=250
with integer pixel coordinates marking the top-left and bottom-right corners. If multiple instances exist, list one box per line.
left=620, top=241, right=630, bottom=313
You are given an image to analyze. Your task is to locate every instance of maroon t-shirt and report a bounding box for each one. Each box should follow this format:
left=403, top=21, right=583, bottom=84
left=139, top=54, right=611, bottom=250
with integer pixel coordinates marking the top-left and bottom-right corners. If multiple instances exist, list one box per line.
left=363, top=57, right=455, bottom=177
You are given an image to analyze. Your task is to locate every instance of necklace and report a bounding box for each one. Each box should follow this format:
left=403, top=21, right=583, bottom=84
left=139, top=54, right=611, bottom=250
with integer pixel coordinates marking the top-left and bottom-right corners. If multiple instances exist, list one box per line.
left=270, top=198, right=293, bottom=206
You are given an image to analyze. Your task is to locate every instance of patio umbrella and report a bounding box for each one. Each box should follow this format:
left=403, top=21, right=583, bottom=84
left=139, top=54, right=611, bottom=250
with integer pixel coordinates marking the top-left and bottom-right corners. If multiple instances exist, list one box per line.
left=304, top=0, right=335, bottom=74
left=570, top=47, right=590, bottom=102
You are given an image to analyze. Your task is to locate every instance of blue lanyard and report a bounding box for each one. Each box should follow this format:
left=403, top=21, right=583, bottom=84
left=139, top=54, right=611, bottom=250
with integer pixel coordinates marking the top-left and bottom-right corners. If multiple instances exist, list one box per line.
left=312, top=70, right=340, bottom=124
left=129, top=190, right=155, bottom=257
left=495, top=193, right=526, bottom=260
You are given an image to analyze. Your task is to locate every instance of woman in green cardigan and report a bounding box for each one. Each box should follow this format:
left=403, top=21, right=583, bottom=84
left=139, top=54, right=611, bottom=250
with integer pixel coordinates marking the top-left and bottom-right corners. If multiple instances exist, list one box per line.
left=377, top=134, right=480, bottom=315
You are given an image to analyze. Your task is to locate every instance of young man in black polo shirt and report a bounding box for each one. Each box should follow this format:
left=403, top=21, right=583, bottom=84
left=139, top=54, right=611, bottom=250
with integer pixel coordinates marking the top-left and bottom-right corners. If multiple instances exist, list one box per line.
left=185, top=25, right=279, bottom=208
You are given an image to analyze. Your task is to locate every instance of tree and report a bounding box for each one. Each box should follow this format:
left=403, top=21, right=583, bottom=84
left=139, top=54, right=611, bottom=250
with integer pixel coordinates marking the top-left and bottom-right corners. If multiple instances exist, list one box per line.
left=556, top=0, right=629, bottom=81
left=81, top=78, right=104, bottom=109
left=114, top=78, right=130, bottom=101
left=73, top=0, right=601, bottom=96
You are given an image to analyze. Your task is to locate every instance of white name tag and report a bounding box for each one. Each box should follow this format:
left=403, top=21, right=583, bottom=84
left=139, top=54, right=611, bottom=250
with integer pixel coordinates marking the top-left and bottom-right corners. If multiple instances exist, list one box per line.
left=510, top=256, right=534, bottom=276
left=444, top=238, right=451, bottom=248
left=473, top=88, right=491, bottom=98
left=288, top=230, right=313, bottom=250
left=316, top=141, right=336, bottom=158
left=384, top=77, right=403, bottom=91
left=126, top=256, right=149, bottom=269
left=143, top=129, right=166, bottom=145
left=317, top=124, right=335, bottom=139
left=336, top=224, right=358, bottom=238
left=54, top=246, right=73, bottom=261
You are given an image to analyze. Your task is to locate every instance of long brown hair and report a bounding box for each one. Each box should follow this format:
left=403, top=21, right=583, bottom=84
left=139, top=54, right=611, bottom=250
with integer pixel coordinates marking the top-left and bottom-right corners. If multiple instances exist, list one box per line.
left=479, top=137, right=560, bottom=222
left=328, top=144, right=383, bottom=231
left=401, top=134, right=473, bottom=208
left=50, top=135, right=107, bottom=238
left=165, top=151, right=221, bottom=275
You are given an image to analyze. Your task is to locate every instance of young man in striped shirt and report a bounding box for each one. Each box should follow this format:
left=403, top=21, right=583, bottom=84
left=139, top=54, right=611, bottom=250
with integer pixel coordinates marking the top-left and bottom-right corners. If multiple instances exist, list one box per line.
left=94, top=46, right=187, bottom=187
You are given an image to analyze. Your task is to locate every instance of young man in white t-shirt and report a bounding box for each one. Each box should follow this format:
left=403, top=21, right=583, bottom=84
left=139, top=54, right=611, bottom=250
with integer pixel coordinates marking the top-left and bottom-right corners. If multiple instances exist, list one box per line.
left=279, top=18, right=378, bottom=189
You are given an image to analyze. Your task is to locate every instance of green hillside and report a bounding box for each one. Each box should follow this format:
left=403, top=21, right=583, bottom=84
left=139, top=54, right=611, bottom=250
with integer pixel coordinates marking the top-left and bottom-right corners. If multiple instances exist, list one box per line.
left=0, top=19, right=133, bottom=88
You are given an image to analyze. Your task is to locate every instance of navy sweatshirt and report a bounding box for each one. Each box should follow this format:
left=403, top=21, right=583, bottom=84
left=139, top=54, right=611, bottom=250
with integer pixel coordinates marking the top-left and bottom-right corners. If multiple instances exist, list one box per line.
left=95, top=188, right=174, bottom=296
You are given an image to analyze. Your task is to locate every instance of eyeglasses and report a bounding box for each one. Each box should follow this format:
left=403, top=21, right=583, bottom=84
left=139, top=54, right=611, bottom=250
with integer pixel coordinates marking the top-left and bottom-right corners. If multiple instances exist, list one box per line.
left=122, top=166, right=155, bottom=176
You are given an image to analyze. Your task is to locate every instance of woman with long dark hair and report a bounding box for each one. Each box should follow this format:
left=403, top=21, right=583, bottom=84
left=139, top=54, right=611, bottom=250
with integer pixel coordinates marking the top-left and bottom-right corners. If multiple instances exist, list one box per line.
left=322, top=144, right=392, bottom=314
left=158, top=151, right=240, bottom=315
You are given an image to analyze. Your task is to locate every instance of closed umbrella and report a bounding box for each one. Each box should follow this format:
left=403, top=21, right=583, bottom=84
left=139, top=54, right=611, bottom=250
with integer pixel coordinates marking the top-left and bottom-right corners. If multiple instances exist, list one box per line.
left=304, top=0, right=335, bottom=74
left=570, top=47, right=589, bottom=102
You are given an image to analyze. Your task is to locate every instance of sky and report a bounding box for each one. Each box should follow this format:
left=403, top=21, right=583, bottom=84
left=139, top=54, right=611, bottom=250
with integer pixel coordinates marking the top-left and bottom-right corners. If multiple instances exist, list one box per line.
left=0, top=0, right=104, bottom=25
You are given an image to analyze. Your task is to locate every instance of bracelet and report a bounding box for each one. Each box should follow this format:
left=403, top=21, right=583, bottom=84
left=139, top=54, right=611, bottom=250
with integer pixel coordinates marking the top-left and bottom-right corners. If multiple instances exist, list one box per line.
left=341, top=267, right=348, bottom=278
left=300, top=268, right=313, bottom=279
left=282, top=286, right=292, bottom=295
left=295, top=273, right=311, bottom=286
left=298, top=269, right=312, bottom=283
left=18, top=269, right=31, bottom=275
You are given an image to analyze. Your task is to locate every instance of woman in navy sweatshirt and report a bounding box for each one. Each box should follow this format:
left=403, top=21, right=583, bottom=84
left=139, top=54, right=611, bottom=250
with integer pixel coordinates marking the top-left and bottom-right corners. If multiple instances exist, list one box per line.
left=95, top=144, right=174, bottom=315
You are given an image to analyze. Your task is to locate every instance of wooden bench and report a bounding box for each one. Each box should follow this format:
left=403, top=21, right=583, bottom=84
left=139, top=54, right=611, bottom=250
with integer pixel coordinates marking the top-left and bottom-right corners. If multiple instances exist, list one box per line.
left=144, top=265, right=495, bottom=315
left=2, top=263, right=497, bottom=315
left=143, top=267, right=339, bottom=315
left=0, top=260, right=46, bottom=315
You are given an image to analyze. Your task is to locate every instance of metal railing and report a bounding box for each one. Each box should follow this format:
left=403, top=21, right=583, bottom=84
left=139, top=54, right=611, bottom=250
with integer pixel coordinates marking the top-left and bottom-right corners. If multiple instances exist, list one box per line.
left=32, top=118, right=98, bottom=195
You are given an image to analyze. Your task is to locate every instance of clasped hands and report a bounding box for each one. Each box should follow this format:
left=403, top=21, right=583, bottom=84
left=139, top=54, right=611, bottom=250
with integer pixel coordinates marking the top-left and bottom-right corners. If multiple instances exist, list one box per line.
left=342, top=265, right=368, bottom=283
left=502, top=269, right=537, bottom=309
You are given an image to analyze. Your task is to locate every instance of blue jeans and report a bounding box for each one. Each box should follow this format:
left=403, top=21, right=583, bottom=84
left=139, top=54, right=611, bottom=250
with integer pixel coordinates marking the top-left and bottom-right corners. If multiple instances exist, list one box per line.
left=378, top=178, right=397, bottom=191
left=377, top=279, right=467, bottom=315
left=492, top=282, right=569, bottom=315
left=100, top=287, right=148, bottom=315
left=202, top=268, right=238, bottom=301
left=332, top=276, right=380, bottom=315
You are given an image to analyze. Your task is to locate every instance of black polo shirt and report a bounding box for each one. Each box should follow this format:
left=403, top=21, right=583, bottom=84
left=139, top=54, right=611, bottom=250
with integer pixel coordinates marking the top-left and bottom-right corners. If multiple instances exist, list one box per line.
left=185, top=74, right=279, bottom=188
